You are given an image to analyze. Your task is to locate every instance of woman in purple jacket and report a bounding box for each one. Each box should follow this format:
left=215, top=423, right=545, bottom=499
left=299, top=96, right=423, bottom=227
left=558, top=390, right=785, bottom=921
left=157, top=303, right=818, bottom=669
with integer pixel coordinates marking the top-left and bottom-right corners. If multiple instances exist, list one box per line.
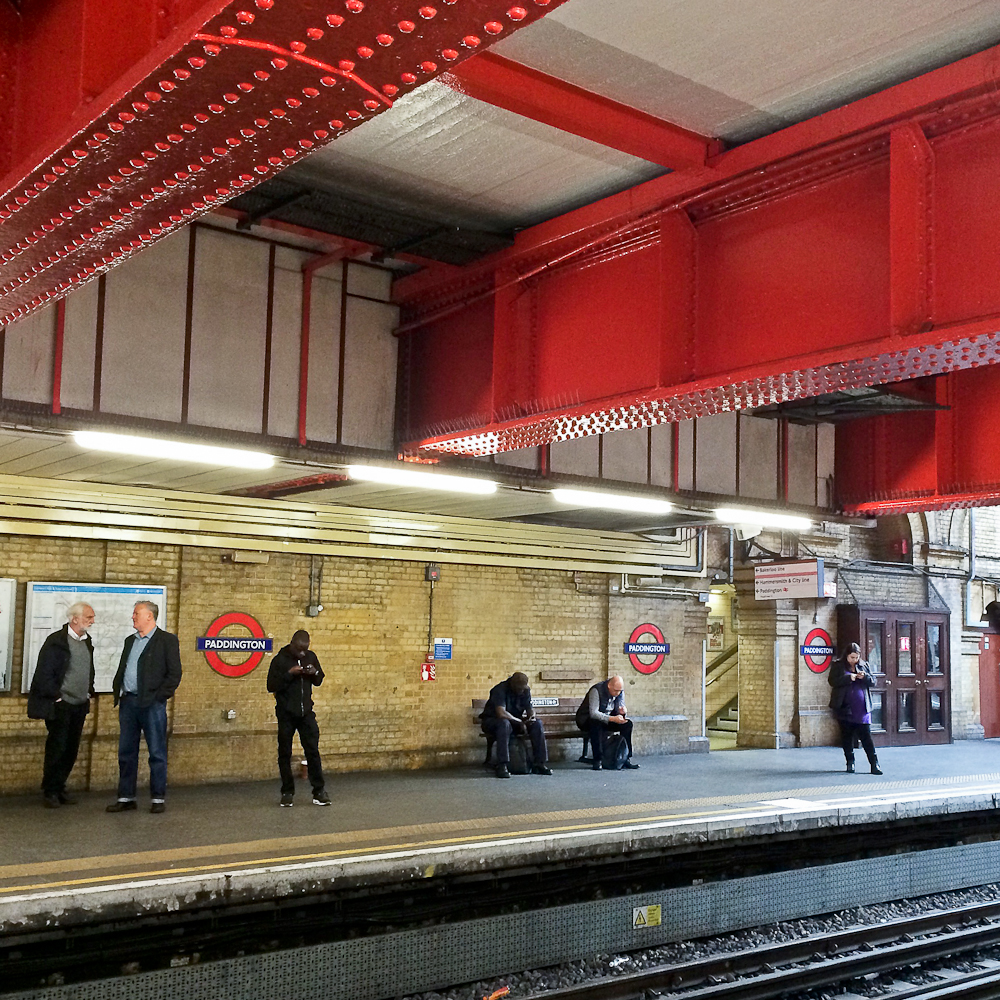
left=829, top=642, right=883, bottom=775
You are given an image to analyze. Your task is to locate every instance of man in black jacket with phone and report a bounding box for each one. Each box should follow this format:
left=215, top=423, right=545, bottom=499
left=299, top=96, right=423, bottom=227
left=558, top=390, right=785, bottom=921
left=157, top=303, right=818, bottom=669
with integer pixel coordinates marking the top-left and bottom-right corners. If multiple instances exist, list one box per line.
left=106, top=601, right=182, bottom=814
left=27, top=603, right=96, bottom=808
left=267, top=630, right=330, bottom=807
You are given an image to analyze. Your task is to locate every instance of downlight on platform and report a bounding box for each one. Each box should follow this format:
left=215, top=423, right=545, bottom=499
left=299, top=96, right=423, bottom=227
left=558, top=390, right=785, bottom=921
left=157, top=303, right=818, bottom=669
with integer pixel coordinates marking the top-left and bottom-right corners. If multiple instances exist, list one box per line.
left=346, top=464, right=497, bottom=494
left=714, top=507, right=812, bottom=531
left=73, top=431, right=274, bottom=470
left=551, top=488, right=673, bottom=515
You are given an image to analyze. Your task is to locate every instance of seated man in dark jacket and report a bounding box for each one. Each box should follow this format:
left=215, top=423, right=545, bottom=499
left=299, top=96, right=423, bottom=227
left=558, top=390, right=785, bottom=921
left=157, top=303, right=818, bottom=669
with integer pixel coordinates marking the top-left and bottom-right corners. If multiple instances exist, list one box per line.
left=267, top=630, right=330, bottom=806
left=481, top=671, right=552, bottom=778
left=576, top=675, right=639, bottom=770
left=27, top=603, right=96, bottom=807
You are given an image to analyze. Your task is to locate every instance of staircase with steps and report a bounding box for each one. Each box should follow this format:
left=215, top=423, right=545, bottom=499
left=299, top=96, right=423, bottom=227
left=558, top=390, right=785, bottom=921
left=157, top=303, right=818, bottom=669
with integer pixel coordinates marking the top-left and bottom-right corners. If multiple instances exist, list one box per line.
left=707, top=703, right=739, bottom=747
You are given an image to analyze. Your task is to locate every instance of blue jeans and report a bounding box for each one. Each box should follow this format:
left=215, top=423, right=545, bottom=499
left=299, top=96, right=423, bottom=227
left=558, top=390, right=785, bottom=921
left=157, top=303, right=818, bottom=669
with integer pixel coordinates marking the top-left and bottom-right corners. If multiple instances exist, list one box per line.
left=117, top=696, right=168, bottom=801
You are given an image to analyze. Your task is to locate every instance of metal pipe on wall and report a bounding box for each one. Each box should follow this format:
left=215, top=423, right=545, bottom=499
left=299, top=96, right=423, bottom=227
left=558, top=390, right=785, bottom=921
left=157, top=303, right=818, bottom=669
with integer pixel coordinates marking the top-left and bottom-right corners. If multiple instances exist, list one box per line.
left=774, top=638, right=781, bottom=750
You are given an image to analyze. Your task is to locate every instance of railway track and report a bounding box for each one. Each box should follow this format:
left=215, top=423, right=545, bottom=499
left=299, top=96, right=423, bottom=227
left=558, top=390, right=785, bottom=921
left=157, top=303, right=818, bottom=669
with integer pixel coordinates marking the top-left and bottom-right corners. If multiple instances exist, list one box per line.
left=519, top=899, right=1000, bottom=1000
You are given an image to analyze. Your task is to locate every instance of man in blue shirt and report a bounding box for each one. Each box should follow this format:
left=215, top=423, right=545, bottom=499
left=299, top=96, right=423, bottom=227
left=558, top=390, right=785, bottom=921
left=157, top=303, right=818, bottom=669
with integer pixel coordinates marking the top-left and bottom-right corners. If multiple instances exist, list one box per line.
left=106, top=601, right=182, bottom=814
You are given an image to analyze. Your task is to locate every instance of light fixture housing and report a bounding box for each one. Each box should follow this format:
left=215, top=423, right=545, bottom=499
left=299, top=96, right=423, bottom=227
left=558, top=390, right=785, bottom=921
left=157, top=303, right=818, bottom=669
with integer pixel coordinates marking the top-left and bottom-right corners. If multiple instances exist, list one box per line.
left=73, top=431, right=274, bottom=470
left=551, top=488, right=673, bottom=515
left=714, top=507, right=812, bottom=531
left=347, top=464, right=497, bottom=494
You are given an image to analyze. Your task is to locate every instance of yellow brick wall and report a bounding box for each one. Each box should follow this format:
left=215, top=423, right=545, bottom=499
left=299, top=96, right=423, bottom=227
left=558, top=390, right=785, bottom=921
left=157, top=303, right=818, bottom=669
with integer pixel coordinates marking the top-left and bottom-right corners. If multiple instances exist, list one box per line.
left=0, top=537, right=610, bottom=794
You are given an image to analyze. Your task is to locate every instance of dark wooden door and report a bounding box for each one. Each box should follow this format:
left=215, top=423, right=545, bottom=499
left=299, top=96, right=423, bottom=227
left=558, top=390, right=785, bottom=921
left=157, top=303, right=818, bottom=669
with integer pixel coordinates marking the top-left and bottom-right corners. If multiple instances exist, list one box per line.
left=838, top=606, right=950, bottom=747
left=980, top=633, right=1000, bottom=738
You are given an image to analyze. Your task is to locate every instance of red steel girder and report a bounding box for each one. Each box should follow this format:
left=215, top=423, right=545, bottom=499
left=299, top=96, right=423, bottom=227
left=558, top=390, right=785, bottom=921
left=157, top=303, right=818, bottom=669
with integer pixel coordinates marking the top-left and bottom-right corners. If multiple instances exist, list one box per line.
left=445, top=51, right=719, bottom=170
left=395, top=43, right=1000, bottom=460
left=0, top=0, right=567, bottom=326
left=406, top=319, right=1000, bottom=455
left=396, top=43, right=1000, bottom=306
left=837, top=365, right=1000, bottom=515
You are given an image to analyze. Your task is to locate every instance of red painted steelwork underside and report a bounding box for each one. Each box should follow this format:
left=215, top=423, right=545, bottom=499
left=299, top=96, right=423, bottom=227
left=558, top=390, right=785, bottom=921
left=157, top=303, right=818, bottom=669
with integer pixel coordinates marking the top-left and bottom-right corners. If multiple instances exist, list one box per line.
left=444, top=51, right=719, bottom=170
left=0, top=0, right=566, bottom=326
left=837, top=364, right=1000, bottom=514
left=395, top=46, right=1000, bottom=478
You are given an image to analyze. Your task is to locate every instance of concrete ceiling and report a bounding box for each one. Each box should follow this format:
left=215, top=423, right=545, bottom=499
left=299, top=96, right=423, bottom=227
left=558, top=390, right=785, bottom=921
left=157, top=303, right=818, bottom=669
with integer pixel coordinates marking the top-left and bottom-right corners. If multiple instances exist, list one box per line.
left=495, top=0, right=1000, bottom=142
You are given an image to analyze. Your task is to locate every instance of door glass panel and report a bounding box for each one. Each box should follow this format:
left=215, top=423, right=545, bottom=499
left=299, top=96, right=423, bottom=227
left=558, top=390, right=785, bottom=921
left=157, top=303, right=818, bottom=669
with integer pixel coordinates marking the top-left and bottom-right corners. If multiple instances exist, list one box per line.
left=898, top=690, right=915, bottom=731
left=897, top=623, right=914, bottom=674
left=866, top=622, right=884, bottom=673
left=870, top=691, right=884, bottom=732
left=926, top=623, right=943, bottom=675
left=928, top=691, right=944, bottom=730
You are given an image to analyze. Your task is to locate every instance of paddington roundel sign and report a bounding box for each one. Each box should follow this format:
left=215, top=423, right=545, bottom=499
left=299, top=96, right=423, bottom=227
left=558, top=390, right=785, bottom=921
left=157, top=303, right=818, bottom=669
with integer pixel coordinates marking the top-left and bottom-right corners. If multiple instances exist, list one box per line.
left=801, top=626, right=835, bottom=673
left=197, top=612, right=272, bottom=677
left=624, top=623, right=670, bottom=674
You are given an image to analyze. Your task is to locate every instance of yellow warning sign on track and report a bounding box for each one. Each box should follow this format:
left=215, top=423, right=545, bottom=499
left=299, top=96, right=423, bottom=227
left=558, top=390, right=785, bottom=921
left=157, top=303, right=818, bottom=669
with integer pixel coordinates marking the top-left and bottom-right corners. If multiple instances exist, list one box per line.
left=632, top=904, right=661, bottom=928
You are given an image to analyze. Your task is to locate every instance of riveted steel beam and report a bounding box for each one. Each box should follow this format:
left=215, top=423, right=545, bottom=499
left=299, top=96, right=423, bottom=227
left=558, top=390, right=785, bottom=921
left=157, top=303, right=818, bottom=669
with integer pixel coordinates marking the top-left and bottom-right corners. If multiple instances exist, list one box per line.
left=395, top=44, right=1000, bottom=471
left=445, top=50, right=719, bottom=169
left=0, top=0, right=567, bottom=326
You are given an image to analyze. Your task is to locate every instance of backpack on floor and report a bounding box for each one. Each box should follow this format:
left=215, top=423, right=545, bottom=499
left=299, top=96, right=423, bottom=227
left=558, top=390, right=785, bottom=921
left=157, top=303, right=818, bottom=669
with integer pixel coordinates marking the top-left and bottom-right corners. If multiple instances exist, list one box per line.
left=507, top=734, right=534, bottom=775
left=602, top=732, right=629, bottom=771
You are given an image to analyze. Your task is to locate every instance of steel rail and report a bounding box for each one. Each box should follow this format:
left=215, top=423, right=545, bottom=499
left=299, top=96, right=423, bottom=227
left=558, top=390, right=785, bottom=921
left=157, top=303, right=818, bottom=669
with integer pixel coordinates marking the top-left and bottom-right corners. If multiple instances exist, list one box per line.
left=885, top=964, right=1000, bottom=1000
left=519, top=899, right=1000, bottom=1000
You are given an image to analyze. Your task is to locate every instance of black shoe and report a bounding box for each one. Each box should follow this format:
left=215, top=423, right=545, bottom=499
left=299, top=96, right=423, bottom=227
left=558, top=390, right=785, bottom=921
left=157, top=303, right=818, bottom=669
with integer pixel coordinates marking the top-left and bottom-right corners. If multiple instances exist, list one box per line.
left=106, top=800, right=137, bottom=813
left=58, top=792, right=77, bottom=805
left=496, top=764, right=511, bottom=778
left=871, top=763, right=883, bottom=775
left=280, top=793, right=294, bottom=807
left=43, top=794, right=61, bottom=809
left=592, top=761, right=603, bottom=771
left=622, top=760, right=640, bottom=769
left=578, top=755, right=592, bottom=763
left=531, top=764, right=553, bottom=775
left=150, top=802, right=166, bottom=814
left=846, top=761, right=855, bottom=774
left=312, top=790, right=331, bottom=806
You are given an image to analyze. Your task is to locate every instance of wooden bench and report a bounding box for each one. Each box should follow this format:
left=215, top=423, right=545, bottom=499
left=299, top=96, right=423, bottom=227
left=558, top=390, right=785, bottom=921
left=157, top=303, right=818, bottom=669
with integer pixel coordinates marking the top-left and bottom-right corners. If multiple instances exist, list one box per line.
left=472, top=697, right=590, bottom=765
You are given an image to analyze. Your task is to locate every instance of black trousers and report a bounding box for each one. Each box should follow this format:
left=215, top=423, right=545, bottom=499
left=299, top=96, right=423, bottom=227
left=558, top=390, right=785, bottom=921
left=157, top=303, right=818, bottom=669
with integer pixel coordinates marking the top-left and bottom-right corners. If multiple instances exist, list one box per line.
left=587, top=718, right=634, bottom=758
left=482, top=717, right=548, bottom=764
left=42, top=701, right=89, bottom=797
left=838, top=720, right=877, bottom=765
left=275, top=706, right=325, bottom=796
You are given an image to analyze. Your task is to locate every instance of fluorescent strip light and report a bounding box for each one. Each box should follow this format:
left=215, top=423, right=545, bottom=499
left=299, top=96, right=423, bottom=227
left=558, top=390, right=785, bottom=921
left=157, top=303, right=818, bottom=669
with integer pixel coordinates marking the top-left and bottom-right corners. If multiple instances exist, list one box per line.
left=714, top=507, right=812, bottom=531
left=552, top=488, right=673, bottom=515
left=347, top=464, right=497, bottom=494
left=73, top=431, right=274, bottom=470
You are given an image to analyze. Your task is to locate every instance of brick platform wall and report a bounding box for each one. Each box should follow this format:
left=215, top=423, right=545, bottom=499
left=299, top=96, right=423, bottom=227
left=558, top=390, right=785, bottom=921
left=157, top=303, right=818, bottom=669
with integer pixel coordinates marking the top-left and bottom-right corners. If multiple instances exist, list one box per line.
left=0, top=537, right=622, bottom=794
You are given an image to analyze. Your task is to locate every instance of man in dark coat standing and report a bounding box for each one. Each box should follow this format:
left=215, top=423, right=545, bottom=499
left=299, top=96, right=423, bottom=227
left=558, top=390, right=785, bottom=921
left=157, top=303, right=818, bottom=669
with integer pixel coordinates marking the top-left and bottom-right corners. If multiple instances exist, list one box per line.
left=27, top=603, right=96, bottom=808
left=106, top=601, right=182, bottom=814
left=267, top=629, right=330, bottom=807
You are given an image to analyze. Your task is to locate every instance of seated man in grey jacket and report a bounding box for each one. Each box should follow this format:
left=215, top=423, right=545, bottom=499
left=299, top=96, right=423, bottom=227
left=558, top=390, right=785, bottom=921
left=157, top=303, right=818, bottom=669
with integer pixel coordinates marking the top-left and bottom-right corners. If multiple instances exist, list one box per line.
left=576, top=675, right=639, bottom=770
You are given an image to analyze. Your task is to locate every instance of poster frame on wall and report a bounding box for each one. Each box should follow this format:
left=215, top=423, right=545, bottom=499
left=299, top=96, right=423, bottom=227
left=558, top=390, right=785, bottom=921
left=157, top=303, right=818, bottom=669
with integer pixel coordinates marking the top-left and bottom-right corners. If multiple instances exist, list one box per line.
left=21, top=583, right=168, bottom=694
left=0, top=578, right=16, bottom=692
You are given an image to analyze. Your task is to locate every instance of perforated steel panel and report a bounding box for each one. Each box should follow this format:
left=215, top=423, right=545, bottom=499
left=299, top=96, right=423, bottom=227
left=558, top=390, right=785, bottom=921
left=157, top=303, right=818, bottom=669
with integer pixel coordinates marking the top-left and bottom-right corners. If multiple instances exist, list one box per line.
left=12, top=840, right=1000, bottom=1000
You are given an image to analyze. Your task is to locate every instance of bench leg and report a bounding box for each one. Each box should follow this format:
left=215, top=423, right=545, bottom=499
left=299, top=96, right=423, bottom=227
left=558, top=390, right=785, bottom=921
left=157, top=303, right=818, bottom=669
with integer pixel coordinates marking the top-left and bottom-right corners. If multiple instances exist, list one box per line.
left=579, top=733, right=591, bottom=762
left=484, top=737, right=495, bottom=766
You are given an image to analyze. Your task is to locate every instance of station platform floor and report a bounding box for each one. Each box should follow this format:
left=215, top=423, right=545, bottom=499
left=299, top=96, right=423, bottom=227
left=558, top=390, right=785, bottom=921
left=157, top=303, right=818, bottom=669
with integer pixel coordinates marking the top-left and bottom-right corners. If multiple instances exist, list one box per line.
left=4, top=741, right=1000, bottom=934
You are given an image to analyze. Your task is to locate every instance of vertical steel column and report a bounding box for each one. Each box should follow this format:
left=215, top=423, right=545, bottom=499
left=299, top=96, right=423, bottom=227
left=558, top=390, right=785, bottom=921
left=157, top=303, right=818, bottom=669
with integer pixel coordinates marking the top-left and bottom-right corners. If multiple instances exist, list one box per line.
left=889, top=123, right=934, bottom=337
left=52, top=298, right=65, bottom=415
left=299, top=247, right=354, bottom=447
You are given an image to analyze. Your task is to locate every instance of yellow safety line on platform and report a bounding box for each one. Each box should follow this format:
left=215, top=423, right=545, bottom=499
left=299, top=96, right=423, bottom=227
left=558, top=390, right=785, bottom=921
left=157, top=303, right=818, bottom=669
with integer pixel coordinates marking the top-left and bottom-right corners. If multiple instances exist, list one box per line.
left=0, top=804, right=784, bottom=895
left=2, top=774, right=998, bottom=897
